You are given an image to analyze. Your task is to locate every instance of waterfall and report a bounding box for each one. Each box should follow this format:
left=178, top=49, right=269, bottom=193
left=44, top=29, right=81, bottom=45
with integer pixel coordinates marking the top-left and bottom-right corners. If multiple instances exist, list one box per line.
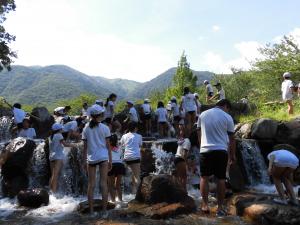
left=151, top=142, right=175, bottom=175
left=238, top=139, right=270, bottom=185
left=0, top=116, right=12, bottom=143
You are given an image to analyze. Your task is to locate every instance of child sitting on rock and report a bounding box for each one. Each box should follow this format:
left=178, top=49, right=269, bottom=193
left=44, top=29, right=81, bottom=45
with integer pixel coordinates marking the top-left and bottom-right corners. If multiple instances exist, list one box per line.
left=268, top=144, right=299, bottom=205
left=17, top=118, right=36, bottom=139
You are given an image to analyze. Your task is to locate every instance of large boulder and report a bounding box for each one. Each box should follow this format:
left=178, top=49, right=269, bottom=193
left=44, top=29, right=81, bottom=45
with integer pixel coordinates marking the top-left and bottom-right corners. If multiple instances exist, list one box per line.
left=17, top=188, right=49, bottom=208
left=1, top=138, right=36, bottom=197
left=251, top=118, right=279, bottom=140
left=31, top=107, right=54, bottom=139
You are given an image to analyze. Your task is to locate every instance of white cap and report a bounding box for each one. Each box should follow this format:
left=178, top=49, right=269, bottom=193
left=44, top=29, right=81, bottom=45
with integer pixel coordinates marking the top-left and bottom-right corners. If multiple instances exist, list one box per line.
left=283, top=72, right=291, bottom=78
left=127, top=100, right=134, bottom=105
left=51, top=123, right=63, bottom=131
left=171, top=96, right=177, bottom=101
left=95, top=99, right=103, bottom=104
left=90, top=105, right=105, bottom=115
left=54, top=107, right=65, bottom=114
left=203, top=80, right=209, bottom=84
left=194, top=93, right=199, bottom=97
left=144, top=98, right=150, bottom=103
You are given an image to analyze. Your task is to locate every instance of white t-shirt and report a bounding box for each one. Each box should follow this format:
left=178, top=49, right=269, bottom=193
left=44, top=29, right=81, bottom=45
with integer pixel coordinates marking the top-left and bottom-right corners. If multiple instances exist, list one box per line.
left=268, top=150, right=299, bottom=169
left=129, top=107, right=139, bottom=122
left=197, top=107, right=235, bottom=153
left=206, top=84, right=214, bottom=95
left=218, top=89, right=226, bottom=100
left=105, top=101, right=115, bottom=118
left=49, top=133, right=65, bottom=161
left=18, top=128, right=36, bottom=139
left=120, top=132, right=142, bottom=161
left=141, top=103, right=151, bottom=115
left=171, top=103, right=180, bottom=117
left=181, top=93, right=197, bottom=112
left=63, top=121, right=78, bottom=132
left=155, top=108, right=168, bottom=122
left=82, top=123, right=111, bottom=163
left=111, top=146, right=123, bottom=164
left=175, top=138, right=191, bottom=158
left=281, top=79, right=294, bottom=100
left=82, top=108, right=88, bottom=116
left=13, top=108, right=26, bottom=124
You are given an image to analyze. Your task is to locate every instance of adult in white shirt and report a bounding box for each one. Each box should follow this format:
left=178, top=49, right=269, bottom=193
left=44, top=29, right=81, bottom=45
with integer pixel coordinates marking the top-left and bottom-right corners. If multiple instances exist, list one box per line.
left=212, top=82, right=226, bottom=101
left=82, top=105, right=112, bottom=216
left=197, top=99, right=235, bottom=216
left=120, top=121, right=142, bottom=194
left=104, top=93, right=117, bottom=126
left=204, top=80, right=214, bottom=103
left=141, top=99, right=152, bottom=136
left=267, top=144, right=299, bottom=205
left=281, top=72, right=294, bottom=115
left=17, top=118, right=36, bottom=139
left=180, top=87, right=198, bottom=136
left=155, top=101, right=168, bottom=137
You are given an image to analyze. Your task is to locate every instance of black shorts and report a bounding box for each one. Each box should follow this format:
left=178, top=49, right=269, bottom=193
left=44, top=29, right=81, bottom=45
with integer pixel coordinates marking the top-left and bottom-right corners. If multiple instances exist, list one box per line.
left=208, top=92, right=214, bottom=97
left=88, top=160, right=107, bottom=167
left=104, top=117, right=112, bottom=124
left=143, top=114, right=151, bottom=120
left=174, top=157, right=185, bottom=166
left=108, top=163, right=126, bottom=176
left=17, top=123, right=23, bottom=129
left=173, top=116, right=181, bottom=122
left=187, top=111, right=195, bottom=115
left=159, top=121, right=167, bottom=125
left=200, top=150, right=228, bottom=179
left=125, top=159, right=140, bottom=165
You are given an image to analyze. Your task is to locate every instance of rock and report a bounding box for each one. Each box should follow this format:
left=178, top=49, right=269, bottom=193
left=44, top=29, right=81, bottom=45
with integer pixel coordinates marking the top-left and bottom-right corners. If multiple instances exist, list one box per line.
left=17, top=188, right=49, bottom=208
left=230, top=193, right=300, bottom=225
left=140, top=146, right=155, bottom=178
left=228, top=163, right=246, bottom=192
left=235, top=123, right=252, bottom=139
left=251, top=118, right=279, bottom=140
left=78, top=199, right=115, bottom=214
left=1, top=138, right=36, bottom=197
left=31, top=107, right=54, bottom=139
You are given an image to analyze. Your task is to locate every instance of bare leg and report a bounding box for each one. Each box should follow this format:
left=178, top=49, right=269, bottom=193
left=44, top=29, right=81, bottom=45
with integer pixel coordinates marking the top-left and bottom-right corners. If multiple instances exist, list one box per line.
left=216, top=179, right=226, bottom=210
left=49, top=160, right=63, bottom=193
left=87, top=165, right=96, bottom=213
left=99, top=161, right=109, bottom=211
left=128, top=163, right=141, bottom=194
left=108, top=176, right=116, bottom=202
left=287, top=100, right=294, bottom=115
left=272, top=166, right=286, bottom=200
left=200, top=176, right=209, bottom=211
left=116, top=175, right=123, bottom=201
left=282, top=168, right=297, bottom=202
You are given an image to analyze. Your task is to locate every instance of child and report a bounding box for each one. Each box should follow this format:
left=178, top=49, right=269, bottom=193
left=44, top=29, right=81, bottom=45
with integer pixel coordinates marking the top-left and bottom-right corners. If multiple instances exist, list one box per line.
left=49, top=123, right=75, bottom=193
left=104, top=93, right=117, bottom=127
left=108, top=134, right=126, bottom=205
left=81, top=103, right=89, bottom=118
left=268, top=144, right=299, bottom=205
left=141, top=99, right=152, bottom=136
left=204, top=80, right=214, bottom=103
left=124, top=101, right=139, bottom=123
left=194, top=93, right=201, bottom=116
left=82, top=105, right=112, bottom=217
left=170, top=96, right=180, bottom=135
left=17, top=118, right=36, bottom=139
left=180, top=87, right=198, bottom=136
left=174, top=124, right=191, bottom=191
left=281, top=72, right=294, bottom=115
left=155, top=101, right=168, bottom=138
left=62, top=117, right=85, bottom=141
left=120, top=121, right=142, bottom=194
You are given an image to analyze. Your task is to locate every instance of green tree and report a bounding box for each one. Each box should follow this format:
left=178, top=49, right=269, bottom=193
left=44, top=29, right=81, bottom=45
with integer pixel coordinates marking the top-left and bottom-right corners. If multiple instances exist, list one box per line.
left=0, top=0, right=16, bottom=71
left=165, top=51, right=197, bottom=101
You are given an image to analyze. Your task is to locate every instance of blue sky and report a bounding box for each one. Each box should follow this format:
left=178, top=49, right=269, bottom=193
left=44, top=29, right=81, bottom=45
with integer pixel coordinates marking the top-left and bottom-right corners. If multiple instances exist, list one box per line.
left=5, top=0, right=300, bottom=82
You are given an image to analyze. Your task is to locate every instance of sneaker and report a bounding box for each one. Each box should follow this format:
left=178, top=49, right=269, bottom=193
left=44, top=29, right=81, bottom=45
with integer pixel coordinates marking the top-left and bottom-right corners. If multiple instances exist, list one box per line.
left=216, top=209, right=227, bottom=218
left=273, top=198, right=288, bottom=205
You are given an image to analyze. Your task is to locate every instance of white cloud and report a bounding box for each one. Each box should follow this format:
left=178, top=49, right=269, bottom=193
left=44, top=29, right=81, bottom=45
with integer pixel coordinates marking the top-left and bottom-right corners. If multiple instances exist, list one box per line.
left=212, top=25, right=220, bottom=32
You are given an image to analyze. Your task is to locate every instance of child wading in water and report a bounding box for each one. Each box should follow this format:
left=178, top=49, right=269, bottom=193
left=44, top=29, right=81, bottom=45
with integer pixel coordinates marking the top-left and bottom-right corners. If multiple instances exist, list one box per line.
left=49, top=123, right=75, bottom=193
left=120, top=121, right=142, bottom=194
left=82, top=105, right=112, bottom=217
left=268, top=144, right=299, bottom=205
left=108, top=134, right=126, bottom=206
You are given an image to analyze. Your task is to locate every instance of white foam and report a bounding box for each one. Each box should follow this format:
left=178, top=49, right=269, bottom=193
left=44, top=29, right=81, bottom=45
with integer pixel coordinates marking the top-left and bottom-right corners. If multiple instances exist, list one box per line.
left=0, top=197, right=19, bottom=218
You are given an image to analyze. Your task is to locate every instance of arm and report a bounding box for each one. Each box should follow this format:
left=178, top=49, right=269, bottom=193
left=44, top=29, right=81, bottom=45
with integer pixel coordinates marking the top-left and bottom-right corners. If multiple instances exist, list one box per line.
left=106, top=138, right=112, bottom=170
left=268, top=154, right=275, bottom=175
left=60, top=139, right=76, bottom=148
left=228, top=134, right=236, bottom=164
left=110, top=105, right=115, bottom=118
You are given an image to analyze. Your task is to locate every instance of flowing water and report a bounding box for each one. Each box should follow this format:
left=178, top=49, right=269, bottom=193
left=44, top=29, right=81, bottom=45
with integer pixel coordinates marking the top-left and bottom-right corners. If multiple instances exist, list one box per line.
left=0, top=116, right=12, bottom=144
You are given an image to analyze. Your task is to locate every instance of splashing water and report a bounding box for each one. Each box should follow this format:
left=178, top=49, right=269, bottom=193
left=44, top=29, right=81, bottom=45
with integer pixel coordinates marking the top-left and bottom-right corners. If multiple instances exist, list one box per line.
left=151, top=143, right=174, bottom=175
left=0, top=116, right=12, bottom=143
left=238, top=139, right=270, bottom=185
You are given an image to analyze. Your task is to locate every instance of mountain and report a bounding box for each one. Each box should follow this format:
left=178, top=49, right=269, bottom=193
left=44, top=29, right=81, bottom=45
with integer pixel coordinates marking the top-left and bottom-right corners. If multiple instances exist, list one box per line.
left=0, top=65, right=213, bottom=105
left=130, top=67, right=214, bottom=98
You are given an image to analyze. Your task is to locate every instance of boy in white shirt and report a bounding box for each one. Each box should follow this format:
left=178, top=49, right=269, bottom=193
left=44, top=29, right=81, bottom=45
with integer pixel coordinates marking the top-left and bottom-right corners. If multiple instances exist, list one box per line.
left=281, top=72, right=294, bottom=115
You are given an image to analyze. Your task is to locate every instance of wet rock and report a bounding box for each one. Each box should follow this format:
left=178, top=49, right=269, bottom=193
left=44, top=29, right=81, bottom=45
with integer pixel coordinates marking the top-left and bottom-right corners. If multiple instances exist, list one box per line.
left=78, top=199, right=115, bottom=214
left=228, top=163, right=246, bottom=192
left=1, top=138, right=36, bottom=197
left=230, top=193, right=300, bottom=225
left=235, top=123, right=252, bottom=139
left=140, top=146, right=155, bottom=178
left=31, top=107, right=54, bottom=139
left=17, top=188, right=49, bottom=208
left=251, top=118, right=279, bottom=140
